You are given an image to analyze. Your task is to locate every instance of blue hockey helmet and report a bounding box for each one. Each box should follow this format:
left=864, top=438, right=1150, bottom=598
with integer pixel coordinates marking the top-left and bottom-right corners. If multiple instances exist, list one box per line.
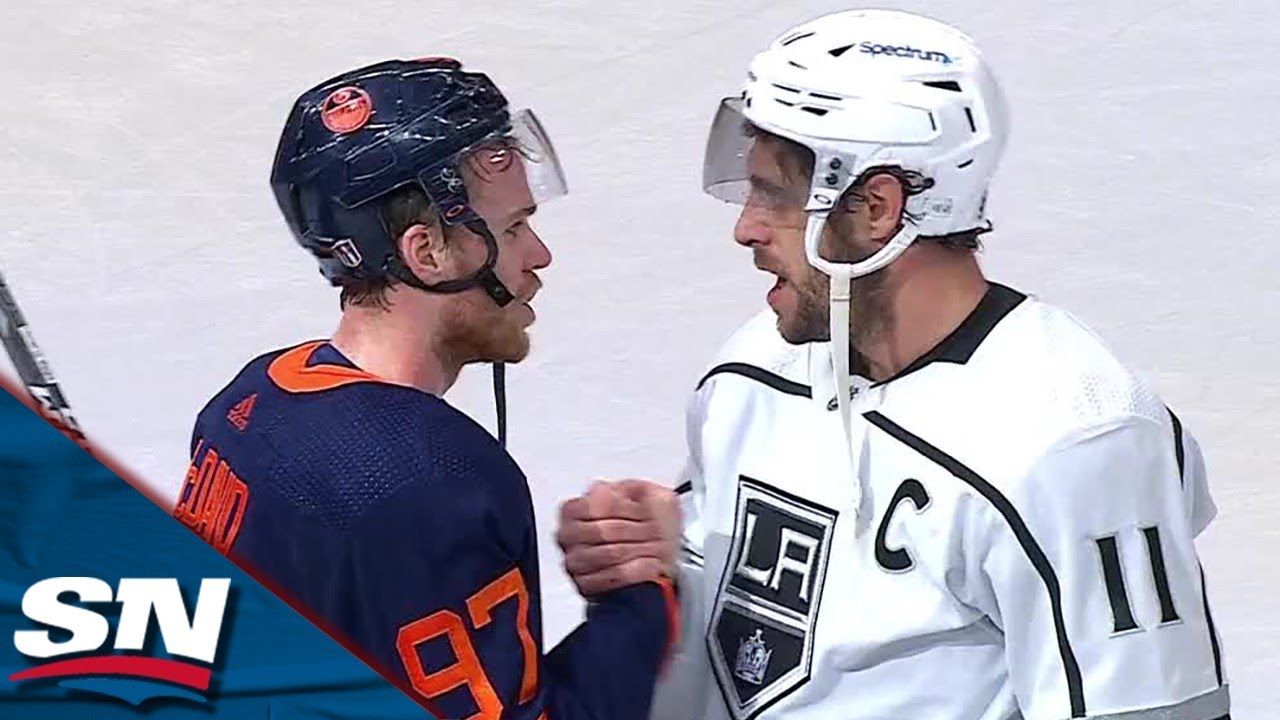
left=270, top=57, right=567, bottom=305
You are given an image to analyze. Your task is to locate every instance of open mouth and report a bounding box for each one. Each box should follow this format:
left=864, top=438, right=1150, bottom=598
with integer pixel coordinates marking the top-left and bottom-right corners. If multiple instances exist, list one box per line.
left=766, top=275, right=787, bottom=305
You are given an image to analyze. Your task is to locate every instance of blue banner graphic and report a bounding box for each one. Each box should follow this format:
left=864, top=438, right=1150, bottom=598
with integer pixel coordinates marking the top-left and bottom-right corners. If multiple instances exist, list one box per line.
left=0, top=382, right=433, bottom=719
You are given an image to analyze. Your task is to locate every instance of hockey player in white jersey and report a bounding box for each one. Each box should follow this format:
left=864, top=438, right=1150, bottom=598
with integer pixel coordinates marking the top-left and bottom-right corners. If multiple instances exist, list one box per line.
left=561, top=8, right=1229, bottom=720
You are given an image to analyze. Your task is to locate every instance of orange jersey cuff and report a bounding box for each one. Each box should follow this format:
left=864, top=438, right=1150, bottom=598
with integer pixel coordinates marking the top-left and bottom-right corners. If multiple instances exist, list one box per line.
left=655, top=576, right=681, bottom=676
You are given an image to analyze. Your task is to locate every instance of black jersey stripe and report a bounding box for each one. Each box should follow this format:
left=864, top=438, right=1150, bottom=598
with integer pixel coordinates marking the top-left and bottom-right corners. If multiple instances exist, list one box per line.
left=864, top=410, right=1086, bottom=718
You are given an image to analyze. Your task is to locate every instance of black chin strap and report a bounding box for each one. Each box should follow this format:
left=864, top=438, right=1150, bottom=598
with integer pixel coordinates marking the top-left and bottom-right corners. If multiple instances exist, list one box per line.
left=391, top=219, right=516, bottom=307
left=492, top=361, right=507, bottom=448
left=388, top=216, right=514, bottom=447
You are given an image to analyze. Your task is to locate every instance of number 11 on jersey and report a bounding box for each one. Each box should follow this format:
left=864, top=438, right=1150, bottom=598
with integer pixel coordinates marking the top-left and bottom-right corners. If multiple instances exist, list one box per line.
left=1095, top=526, right=1180, bottom=635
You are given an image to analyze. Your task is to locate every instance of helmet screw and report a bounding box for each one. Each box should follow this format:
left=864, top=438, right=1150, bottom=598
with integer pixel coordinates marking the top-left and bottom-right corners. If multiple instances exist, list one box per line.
left=825, top=173, right=839, bottom=186
left=829, top=158, right=842, bottom=170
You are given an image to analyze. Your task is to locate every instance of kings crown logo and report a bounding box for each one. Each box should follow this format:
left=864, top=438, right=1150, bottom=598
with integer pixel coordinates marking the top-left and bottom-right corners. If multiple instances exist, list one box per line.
left=734, top=629, right=772, bottom=686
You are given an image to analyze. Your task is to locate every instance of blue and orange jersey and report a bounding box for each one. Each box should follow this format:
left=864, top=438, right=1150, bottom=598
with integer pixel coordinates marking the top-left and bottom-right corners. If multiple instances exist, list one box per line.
left=175, top=340, right=677, bottom=720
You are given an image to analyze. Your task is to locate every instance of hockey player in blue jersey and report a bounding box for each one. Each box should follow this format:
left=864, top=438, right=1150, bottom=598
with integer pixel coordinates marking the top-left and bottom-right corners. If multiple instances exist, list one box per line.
left=174, top=58, right=681, bottom=720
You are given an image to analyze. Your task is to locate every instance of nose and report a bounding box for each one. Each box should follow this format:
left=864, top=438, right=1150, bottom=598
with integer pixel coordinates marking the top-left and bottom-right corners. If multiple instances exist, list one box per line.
left=733, top=205, right=770, bottom=248
left=527, top=228, right=552, bottom=270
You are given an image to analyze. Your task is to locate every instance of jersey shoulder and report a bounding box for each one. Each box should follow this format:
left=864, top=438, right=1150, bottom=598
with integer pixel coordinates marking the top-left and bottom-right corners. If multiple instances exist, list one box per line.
left=694, top=308, right=813, bottom=400
left=985, top=297, right=1169, bottom=437
left=928, top=295, right=1178, bottom=493
left=875, top=289, right=1177, bottom=496
left=191, top=342, right=524, bottom=536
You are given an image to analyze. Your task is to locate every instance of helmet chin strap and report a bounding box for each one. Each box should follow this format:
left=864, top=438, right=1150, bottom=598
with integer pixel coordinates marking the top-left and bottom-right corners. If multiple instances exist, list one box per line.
left=493, top=360, right=507, bottom=448
left=456, top=219, right=511, bottom=449
left=805, top=214, right=920, bottom=531
left=396, top=215, right=516, bottom=448
left=402, top=218, right=516, bottom=307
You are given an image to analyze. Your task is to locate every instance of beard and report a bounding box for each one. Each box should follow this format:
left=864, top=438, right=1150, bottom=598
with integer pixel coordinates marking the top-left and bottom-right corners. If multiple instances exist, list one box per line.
left=439, top=295, right=532, bottom=367
left=777, top=266, right=830, bottom=344
left=778, top=263, right=891, bottom=351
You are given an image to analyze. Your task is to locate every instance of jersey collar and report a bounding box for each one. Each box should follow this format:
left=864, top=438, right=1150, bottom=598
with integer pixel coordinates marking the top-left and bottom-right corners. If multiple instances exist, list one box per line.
left=267, top=341, right=385, bottom=394
left=875, top=282, right=1027, bottom=387
left=809, top=282, right=1028, bottom=405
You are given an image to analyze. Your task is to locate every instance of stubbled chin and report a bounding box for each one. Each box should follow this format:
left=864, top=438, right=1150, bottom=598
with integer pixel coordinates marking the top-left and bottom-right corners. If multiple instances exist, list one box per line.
left=776, top=316, right=814, bottom=345
left=497, top=326, right=532, bottom=363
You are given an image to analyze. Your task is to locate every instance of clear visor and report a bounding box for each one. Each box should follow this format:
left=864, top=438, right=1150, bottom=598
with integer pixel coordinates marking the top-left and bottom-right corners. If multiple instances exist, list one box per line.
left=459, top=108, right=569, bottom=210
left=702, top=97, right=813, bottom=211
left=504, top=108, right=568, bottom=205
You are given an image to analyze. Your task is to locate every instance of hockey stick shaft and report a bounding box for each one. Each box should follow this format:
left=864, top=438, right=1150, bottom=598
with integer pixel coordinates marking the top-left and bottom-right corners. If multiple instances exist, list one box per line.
left=0, top=269, right=87, bottom=444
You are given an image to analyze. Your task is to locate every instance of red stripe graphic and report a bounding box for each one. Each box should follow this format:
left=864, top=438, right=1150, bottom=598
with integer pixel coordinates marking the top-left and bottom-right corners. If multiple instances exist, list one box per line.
left=8, top=656, right=211, bottom=691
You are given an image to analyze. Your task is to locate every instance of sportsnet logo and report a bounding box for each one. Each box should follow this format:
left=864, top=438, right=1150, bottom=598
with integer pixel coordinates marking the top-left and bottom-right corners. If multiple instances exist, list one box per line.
left=8, top=577, right=231, bottom=705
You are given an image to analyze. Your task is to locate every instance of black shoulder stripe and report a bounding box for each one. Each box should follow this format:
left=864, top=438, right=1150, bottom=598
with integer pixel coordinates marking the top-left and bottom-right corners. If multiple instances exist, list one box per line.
left=696, top=362, right=812, bottom=398
left=1166, top=409, right=1221, bottom=686
left=864, top=410, right=1086, bottom=718
left=674, top=480, right=693, bottom=495
left=1167, top=407, right=1186, bottom=487
left=1199, top=564, right=1225, bottom=687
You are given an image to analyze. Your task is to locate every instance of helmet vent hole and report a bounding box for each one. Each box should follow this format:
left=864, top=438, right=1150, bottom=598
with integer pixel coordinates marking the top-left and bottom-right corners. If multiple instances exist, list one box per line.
left=964, top=107, right=977, bottom=133
left=787, top=60, right=808, bottom=70
left=923, top=81, right=962, bottom=92
left=772, top=83, right=801, bottom=94
left=801, top=106, right=829, bottom=117
left=808, top=91, right=842, bottom=102
left=443, top=103, right=476, bottom=125
left=957, top=159, right=974, bottom=169
left=928, top=113, right=937, bottom=131
left=829, top=43, right=855, bottom=57
left=775, top=99, right=797, bottom=107
left=781, top=31, right=814, bottom=46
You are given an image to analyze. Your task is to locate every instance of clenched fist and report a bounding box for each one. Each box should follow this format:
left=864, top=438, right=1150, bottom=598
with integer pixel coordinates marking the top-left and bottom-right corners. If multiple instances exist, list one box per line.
left=556, top=479, right=680, bottom=597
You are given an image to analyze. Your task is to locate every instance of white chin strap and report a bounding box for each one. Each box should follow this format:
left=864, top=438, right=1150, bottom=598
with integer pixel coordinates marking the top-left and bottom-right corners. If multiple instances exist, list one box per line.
left=805, top=214, right=920, bottom=529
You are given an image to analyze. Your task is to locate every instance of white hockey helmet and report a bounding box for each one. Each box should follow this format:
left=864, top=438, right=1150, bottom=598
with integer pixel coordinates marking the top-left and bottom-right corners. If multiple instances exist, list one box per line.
left=704, top=8, right=1010, bottom=278
left=703, top=10, right=1010, bottom=523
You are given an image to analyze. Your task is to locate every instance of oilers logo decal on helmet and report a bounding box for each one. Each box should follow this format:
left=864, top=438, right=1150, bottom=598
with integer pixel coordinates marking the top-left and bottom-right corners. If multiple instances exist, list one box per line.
left=319, top=86, right=374, bottom=134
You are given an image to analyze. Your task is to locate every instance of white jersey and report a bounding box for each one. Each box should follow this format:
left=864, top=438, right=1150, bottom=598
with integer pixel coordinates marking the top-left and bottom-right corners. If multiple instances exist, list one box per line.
left=654, top=283, right=1228, bottom=720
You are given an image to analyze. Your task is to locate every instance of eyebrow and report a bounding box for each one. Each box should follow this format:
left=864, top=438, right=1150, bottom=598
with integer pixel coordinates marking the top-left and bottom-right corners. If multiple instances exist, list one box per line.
left=748, top=174, right=788, bottom=195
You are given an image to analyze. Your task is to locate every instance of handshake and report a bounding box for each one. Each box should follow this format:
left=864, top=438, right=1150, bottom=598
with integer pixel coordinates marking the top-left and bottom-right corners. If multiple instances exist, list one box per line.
left=555, top=479, right=681, bottom=596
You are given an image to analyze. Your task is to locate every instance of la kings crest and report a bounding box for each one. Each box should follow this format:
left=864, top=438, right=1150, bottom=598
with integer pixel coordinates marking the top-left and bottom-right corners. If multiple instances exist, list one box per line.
left=708, top=476, right=837, bottom=720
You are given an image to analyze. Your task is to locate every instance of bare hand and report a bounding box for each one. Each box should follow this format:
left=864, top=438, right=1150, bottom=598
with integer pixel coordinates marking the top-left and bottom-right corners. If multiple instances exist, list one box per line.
left=556, top=480, right=680, bottom=597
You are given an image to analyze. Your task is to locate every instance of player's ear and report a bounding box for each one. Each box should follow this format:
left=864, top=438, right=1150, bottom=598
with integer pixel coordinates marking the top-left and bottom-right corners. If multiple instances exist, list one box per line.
left=858, top=173, right=907, bottom=246
left=398, top=221, right=451, bottom=282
